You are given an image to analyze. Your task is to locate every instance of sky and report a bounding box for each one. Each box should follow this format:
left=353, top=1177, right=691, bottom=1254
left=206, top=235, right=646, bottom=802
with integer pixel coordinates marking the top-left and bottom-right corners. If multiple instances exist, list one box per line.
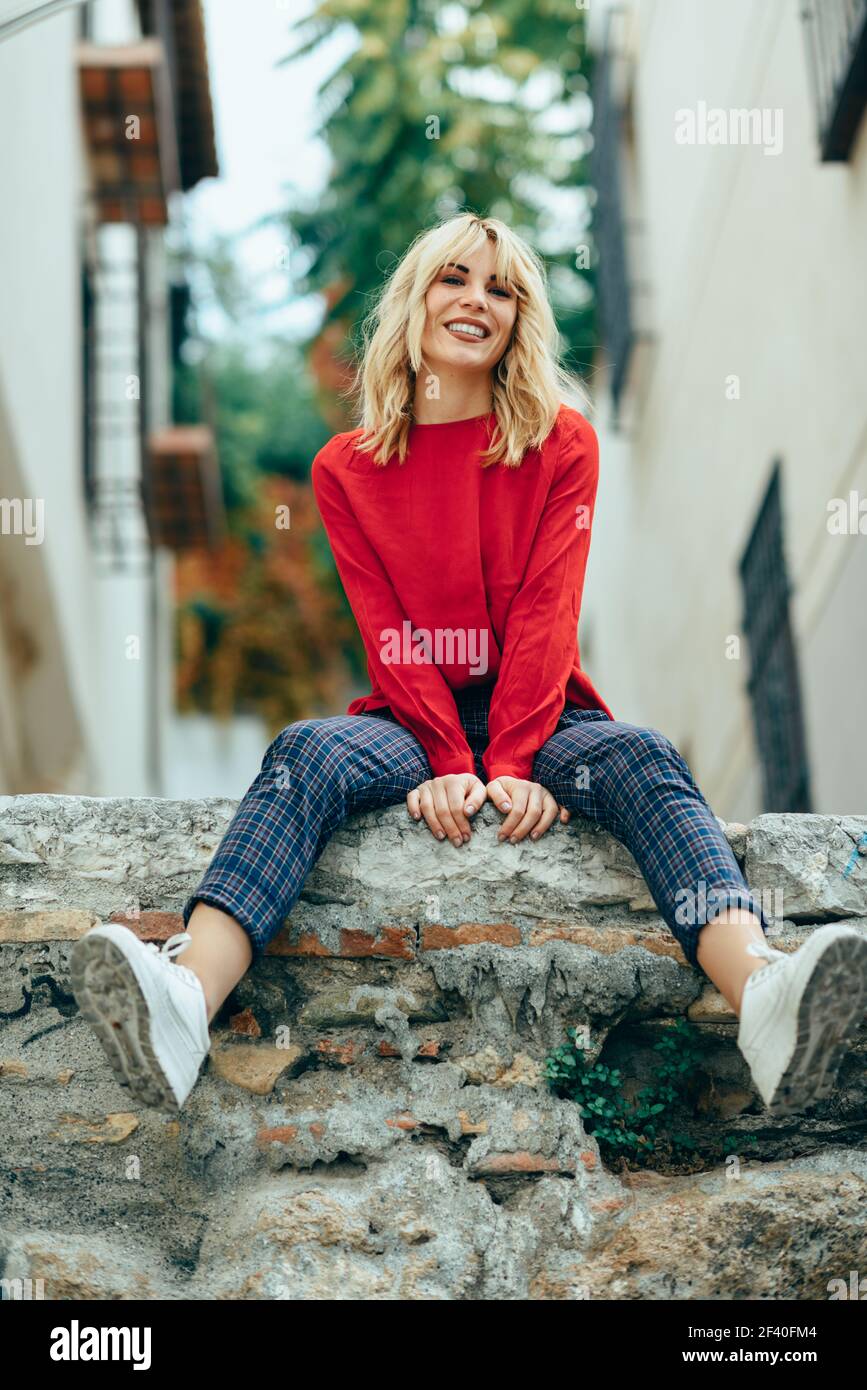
left=179, top=0, right=355, bottom=343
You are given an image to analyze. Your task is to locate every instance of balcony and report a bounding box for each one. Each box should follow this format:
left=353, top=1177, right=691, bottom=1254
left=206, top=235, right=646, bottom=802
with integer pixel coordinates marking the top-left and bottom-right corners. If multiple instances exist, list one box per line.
left=77, top=38, right=180, bottom=224
left=143, top=424, right=226, bottom=550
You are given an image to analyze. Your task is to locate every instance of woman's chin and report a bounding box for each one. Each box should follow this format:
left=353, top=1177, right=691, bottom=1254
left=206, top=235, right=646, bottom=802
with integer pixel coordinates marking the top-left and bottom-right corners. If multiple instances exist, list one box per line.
left=424, top=341, right=496, bottom=373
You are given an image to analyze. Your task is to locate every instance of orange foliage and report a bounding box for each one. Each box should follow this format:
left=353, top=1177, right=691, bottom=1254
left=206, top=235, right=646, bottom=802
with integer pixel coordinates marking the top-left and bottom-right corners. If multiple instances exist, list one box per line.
left=174, top=474, right=357, bottom=737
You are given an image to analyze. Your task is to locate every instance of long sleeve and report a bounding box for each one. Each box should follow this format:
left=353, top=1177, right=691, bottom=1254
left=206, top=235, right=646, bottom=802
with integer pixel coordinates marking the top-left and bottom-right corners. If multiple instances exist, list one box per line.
left=311, top=446, right=478, bottom=777
left=483, top=414, right=600, bottom=782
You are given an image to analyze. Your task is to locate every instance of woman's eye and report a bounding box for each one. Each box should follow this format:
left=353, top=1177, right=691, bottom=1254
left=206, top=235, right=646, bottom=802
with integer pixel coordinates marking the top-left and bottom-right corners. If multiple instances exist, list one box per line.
left=441, top=274, right=510, bottom=298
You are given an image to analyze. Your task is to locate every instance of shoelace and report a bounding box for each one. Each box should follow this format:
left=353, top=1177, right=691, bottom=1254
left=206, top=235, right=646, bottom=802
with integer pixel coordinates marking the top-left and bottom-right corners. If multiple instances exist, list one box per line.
left=142, top=931, right=208, bottom=1047
left=742, top=937, right=789, bottom=992
left=143, top=931, right=194, bottom=962
left=143, top=931, right=202, bottom=994
left=745, top=939, right=788, bottom=963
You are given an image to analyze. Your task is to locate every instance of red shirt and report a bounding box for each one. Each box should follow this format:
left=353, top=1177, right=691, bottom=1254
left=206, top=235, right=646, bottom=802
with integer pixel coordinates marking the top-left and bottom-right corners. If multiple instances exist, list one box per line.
left=311, top=402, right=614, bottom=783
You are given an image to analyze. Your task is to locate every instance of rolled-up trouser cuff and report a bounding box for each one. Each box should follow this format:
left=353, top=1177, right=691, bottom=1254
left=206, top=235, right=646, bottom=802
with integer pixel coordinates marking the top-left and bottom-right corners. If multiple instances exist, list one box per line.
left=690, top=886, right=774, bottom=969
left=181, top=886, right=278, bottom=960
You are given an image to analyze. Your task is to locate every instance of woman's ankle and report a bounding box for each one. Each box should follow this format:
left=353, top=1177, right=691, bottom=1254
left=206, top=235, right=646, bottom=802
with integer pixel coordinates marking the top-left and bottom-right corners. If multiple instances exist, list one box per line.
left=180, top=903, right=254, bottom=1022
left=733, top=957, right=771, bottom=1013
left=696, top=910, right=769, bottom=1015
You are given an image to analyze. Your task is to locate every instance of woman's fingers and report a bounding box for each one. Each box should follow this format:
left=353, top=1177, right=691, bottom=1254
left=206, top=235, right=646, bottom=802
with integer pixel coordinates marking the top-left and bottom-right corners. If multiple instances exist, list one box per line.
left=463, top=776, right=486, bottom=817
left=494, top=784, right=562, bottom=843
left=486, top=778, right=513, bottom=813
left=418, top=782, right=451, bottom=842
left=529, top=795, right=561, bottom=841
left=409, top=776, right=563, bottom=847
left=408, top=775, right=486, bottom=847
left=496, top=784, right=534, bottom=841
left=433, top=782, right=468, bottom=846
left=407, top=781, right=445, bottom=840
left=501, top=787, right=547, bottom=843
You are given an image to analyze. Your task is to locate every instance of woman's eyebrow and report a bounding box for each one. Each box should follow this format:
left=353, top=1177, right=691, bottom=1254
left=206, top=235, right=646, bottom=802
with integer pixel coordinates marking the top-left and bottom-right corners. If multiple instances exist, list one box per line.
left=445, top=261, right=500, bottom=281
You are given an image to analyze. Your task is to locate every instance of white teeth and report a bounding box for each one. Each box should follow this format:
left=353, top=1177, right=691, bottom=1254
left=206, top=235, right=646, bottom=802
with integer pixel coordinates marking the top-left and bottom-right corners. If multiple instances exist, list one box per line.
left=446, top=322, right=487, bottom=339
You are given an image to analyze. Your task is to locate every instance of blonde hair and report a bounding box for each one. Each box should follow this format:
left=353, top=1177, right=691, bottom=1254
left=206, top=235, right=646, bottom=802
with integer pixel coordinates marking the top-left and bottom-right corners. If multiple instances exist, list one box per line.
left=345, top=212, right=592, bottom=469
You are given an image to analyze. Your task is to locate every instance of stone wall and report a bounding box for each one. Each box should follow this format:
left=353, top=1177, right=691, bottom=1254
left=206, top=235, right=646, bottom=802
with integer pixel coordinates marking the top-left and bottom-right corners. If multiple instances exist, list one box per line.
left=1, top=794, right=866, bottom=1300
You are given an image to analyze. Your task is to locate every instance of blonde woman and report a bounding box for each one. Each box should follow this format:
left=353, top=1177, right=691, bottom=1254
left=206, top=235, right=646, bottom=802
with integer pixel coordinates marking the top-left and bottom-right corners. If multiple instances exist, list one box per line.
left=71, top=213, right=867, bottom=1119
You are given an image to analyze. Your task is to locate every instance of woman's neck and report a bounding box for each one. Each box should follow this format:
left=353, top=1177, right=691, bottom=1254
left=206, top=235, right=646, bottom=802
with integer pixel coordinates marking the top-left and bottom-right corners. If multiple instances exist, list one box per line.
left=411, top=377, right=493, bottom=425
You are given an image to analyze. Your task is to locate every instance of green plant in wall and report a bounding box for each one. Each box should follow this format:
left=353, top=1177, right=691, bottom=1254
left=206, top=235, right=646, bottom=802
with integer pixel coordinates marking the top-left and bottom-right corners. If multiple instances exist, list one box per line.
left=721, top=1133, right=761, bottom=1158
left=545, top=1017, right=706, bottom=1164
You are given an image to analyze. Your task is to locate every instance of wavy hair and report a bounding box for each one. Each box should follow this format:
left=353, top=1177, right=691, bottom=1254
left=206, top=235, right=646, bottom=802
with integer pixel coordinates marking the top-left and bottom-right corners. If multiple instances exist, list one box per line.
left=344, top=212, right=592, bottom=469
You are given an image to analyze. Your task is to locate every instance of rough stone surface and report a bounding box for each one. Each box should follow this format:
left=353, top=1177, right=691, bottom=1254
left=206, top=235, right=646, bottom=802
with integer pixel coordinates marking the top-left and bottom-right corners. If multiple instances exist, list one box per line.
left=1, top=795, right=866, bottom=1300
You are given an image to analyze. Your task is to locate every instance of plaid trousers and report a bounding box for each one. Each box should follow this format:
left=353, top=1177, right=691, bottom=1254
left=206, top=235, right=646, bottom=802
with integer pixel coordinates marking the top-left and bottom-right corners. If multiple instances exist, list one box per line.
left=181, top=682, right=771, bottom=972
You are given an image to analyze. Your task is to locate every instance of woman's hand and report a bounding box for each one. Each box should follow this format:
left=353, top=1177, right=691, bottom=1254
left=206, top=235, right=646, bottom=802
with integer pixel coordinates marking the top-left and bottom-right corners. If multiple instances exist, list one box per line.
left=407, top=773, right=487, bottom=847
left=486, top=776, right=571, bottom=843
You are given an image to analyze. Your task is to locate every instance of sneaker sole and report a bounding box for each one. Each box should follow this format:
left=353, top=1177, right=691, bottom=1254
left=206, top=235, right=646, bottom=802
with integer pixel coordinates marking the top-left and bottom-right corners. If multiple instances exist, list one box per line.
left=70, top=933, right=183, bottom=1112
left=767, top=930, right=867, bottom=1117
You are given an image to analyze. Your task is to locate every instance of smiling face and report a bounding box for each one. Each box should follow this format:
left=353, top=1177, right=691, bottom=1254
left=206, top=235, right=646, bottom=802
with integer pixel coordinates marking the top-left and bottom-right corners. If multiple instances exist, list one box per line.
left=419, top=238, right=519, bottom=383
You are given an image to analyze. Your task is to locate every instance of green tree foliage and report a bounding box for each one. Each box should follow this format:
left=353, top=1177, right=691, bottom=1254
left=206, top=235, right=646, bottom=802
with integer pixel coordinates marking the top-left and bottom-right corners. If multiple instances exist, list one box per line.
left=272, top=0, right=596, bottom=378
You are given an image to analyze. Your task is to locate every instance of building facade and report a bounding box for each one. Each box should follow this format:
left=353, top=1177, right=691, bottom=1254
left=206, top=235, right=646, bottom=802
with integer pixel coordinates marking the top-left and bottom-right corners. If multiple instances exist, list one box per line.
left=0, top=0, right=222, bottom=795
left=583, top=0, right=867, bottom=819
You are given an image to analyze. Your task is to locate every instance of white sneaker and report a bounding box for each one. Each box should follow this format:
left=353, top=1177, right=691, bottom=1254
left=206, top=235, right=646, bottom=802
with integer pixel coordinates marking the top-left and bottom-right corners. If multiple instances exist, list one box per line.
left=737, top=924, right=867, bottom=1116
left=70, top=922, right=210, bottom=1112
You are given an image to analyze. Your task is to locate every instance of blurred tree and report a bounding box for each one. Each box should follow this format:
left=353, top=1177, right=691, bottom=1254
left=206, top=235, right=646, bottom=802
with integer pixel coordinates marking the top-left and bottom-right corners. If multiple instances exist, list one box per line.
left=174, top=474, right=355, bottom=737
left=272, top=0, right=596, bottom=418
left=170, top=246, right=352, bottom=728
left=174, top=337, right=330, bottom=495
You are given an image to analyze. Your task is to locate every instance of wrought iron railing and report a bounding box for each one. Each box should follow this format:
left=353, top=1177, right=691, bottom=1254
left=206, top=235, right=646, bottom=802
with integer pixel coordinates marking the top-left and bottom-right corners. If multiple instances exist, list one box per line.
left=589, top=41, right=633, bottom=413
left=739, top=462, right=813, bottom=813
left=81, top=229, right=154, bottom=573
left=800, top=0, right=867, bottom=160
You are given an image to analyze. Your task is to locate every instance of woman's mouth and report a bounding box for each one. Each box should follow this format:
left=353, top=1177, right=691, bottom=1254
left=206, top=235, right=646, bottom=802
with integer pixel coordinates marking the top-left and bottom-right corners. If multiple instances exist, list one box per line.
left=444, top=320, right=490, bottom=341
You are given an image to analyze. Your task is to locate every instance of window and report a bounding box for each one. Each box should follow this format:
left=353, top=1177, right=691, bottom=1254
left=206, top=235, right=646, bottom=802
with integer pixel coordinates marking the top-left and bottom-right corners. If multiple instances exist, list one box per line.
left=738, top=462, right=813, bottom=812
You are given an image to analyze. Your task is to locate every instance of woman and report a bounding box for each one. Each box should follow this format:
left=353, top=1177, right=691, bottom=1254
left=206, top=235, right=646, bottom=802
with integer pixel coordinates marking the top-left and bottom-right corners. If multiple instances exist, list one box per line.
left=71, top=213, right=867, bottom=1119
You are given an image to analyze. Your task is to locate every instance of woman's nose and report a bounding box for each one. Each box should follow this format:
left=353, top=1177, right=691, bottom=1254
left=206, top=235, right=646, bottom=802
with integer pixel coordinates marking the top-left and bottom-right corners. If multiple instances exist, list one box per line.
left=460, top=287, right=486, bottom=309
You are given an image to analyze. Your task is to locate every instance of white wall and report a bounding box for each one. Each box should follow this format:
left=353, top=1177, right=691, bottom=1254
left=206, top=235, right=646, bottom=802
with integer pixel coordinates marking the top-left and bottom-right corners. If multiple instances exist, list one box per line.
left=163, top=712, right=271, bottom=800
left=0, top=0, right=175, bottom=796
left=0, top=8, right=97, bottom=790
left=585, top=0, right=867, bottom=817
